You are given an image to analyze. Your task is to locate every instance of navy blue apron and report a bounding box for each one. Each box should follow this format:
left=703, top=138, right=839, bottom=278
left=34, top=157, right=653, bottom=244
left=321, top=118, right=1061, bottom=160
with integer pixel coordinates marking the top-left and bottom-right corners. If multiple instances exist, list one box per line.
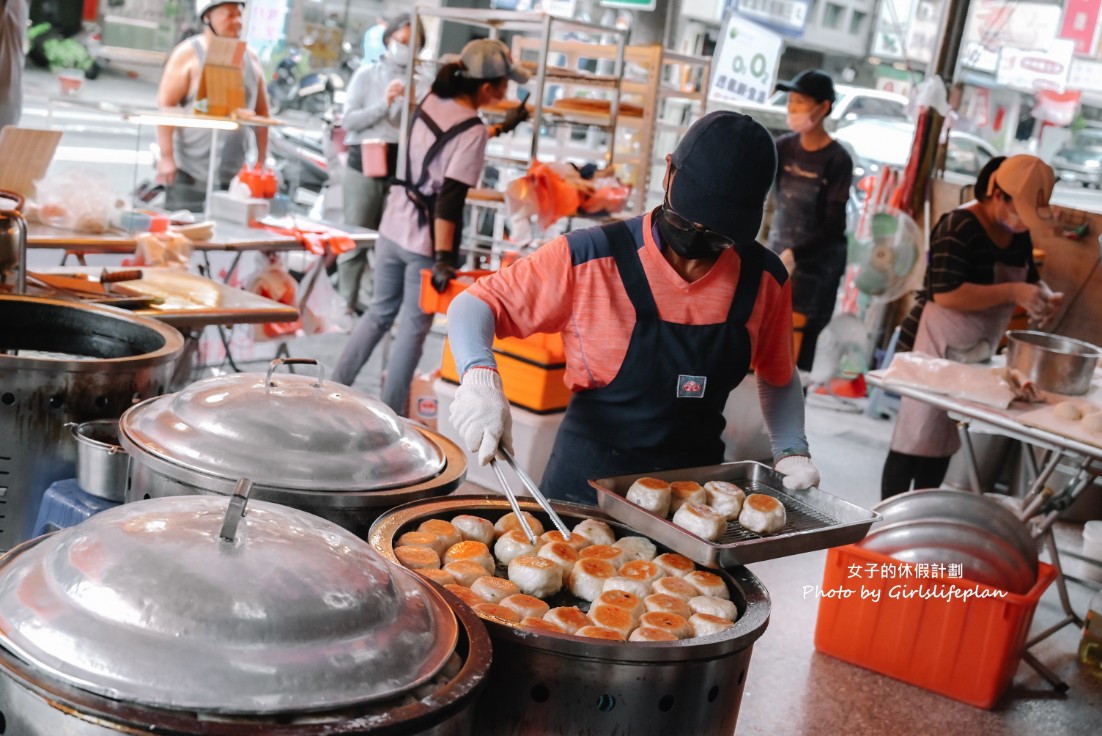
left=540, top=218, right=763, bottom=505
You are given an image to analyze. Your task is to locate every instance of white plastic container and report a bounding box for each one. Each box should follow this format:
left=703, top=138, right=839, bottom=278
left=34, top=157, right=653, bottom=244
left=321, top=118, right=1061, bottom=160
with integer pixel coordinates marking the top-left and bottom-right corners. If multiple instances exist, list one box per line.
left=209, top=192, right=270, bottom=225
left=1084, top=520, right=1102, bottom=562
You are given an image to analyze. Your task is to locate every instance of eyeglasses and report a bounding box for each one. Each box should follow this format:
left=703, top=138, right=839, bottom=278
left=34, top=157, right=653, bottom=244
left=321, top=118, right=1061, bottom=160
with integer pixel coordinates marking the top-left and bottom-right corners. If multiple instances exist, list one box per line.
left=661, top=192, right=736, bottom=250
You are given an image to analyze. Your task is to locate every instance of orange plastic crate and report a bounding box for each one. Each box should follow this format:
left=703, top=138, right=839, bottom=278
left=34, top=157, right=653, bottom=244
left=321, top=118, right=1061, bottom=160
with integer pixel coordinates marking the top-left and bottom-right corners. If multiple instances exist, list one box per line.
left=441, top=338, right=570, bottom=414
left=814, top=544, right=1056, bottom=709
left=419, top=269, right=494, bottom=315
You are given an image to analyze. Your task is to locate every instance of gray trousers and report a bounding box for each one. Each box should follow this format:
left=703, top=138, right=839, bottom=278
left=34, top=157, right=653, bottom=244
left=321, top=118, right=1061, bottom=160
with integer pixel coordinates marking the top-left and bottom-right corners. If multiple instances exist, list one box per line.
left=332, top=234, right=433, bottom=416
left=337, top=164, right=389, bottom=311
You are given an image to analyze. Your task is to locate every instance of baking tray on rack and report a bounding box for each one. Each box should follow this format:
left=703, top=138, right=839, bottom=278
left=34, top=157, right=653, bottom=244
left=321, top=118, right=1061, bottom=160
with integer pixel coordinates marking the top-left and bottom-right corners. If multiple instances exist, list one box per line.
left=590, top=461, right=880, bottom=568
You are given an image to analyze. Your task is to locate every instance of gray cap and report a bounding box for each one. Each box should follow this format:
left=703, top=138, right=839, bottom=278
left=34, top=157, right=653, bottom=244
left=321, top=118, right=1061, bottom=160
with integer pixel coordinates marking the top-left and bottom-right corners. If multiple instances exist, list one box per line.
left=459, top=39, right=530, bottom=83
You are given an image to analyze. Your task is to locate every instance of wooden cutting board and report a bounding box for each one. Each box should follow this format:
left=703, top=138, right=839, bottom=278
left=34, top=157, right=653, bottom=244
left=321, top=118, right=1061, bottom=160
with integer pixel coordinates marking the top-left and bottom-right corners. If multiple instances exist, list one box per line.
left=1016, top=399, right=1102, bottom=448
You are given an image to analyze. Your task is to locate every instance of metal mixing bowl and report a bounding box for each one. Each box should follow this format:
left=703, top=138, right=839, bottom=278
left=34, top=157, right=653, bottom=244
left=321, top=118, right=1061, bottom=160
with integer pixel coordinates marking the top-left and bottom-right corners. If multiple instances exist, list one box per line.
left=1005, top=330, right=1102, bottom=396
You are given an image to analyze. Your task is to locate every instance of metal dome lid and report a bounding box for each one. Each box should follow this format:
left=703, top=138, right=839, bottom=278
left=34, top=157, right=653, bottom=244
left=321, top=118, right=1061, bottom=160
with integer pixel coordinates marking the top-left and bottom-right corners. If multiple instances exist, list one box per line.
left=0, top=493, right=458, bottom=714
left=119, top=359, right=446, bottom=491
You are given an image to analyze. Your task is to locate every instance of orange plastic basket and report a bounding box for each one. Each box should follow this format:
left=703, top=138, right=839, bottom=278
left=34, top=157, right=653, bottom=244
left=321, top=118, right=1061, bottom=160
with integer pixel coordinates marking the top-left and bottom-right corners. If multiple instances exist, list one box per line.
left=441, top=338, right=570, bottom=414
left=418, top=269, right=494, bottom=315
left=814, top=544, right=1057, bottom=709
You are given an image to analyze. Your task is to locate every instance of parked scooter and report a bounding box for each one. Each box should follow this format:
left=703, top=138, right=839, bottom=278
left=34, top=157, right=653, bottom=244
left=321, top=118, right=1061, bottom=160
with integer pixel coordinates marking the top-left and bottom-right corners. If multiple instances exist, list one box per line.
left=267, top=106, right=346, bottom=215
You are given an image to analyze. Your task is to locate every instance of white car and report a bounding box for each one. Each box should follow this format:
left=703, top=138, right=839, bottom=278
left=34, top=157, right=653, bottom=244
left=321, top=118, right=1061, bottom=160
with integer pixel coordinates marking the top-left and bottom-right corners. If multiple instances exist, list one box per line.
left=712, top=85, right=910, bottom=136
left=832, top=118, right=999, bottom=184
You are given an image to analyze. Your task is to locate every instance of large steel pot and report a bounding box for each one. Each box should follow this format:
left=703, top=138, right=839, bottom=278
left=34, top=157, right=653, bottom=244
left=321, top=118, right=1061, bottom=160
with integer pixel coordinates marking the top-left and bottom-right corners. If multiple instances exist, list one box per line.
left=371, top=496, right=771, bottom=736
left=1005, top=329, right=1102, bottom=395
left=0, top=295, right=182, bottom=551
left=0, top=495, right=491, bottom=734
left=120, top=358, right=466, bottom=537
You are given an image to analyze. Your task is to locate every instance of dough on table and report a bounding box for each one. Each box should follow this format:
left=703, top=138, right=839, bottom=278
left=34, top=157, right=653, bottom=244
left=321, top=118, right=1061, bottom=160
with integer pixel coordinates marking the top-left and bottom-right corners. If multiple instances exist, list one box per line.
left=1053, top=401, right=1083, bottom=421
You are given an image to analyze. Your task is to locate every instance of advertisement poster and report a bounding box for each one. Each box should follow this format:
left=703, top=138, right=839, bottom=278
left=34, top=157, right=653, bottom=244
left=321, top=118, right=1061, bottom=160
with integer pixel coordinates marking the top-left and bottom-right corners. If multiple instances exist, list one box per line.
left=708, top=13, right=784, bottom=105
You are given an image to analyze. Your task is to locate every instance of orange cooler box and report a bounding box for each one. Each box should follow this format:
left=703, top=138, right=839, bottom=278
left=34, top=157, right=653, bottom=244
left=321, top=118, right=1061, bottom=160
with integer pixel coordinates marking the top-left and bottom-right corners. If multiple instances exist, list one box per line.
left=814, top=544, right=1057, bottom=709
left=441, top=335, right=570, bottom=414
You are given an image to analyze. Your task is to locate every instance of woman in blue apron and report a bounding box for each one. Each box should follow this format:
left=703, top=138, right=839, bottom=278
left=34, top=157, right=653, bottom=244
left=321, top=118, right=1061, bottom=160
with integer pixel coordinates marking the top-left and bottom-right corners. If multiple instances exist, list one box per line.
left=881, top=155, right=1062, bottom=499
left=447, top=111, right=820, bottom=504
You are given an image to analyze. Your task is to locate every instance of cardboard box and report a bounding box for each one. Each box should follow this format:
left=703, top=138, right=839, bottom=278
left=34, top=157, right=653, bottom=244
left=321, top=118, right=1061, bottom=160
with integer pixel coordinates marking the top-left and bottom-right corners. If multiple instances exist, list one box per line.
left=195, top=37, right=246, bottom=117
left=209, top=192, right=269, bottom=225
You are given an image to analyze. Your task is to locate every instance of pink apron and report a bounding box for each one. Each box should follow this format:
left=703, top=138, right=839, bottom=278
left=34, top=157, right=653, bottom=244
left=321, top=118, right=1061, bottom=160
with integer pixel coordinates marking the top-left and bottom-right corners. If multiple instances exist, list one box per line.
left=890, top=262, right=1027, bottom=457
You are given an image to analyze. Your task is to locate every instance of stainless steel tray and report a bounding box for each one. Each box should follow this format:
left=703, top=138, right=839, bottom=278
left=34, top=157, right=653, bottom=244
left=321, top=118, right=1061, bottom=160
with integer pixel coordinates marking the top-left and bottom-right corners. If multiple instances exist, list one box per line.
left=590, top=461, right=880, bottom=568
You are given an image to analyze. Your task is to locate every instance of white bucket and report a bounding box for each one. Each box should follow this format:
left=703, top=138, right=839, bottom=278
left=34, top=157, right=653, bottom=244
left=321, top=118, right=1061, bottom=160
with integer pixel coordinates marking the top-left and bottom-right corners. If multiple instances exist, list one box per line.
left=1084, top=520, right=1102, bottom=562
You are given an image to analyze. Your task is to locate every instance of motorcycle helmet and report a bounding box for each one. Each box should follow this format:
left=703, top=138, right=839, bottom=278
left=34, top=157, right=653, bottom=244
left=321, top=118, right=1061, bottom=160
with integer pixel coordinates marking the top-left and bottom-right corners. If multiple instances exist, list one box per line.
left=196, top=0, right=245, bottom=20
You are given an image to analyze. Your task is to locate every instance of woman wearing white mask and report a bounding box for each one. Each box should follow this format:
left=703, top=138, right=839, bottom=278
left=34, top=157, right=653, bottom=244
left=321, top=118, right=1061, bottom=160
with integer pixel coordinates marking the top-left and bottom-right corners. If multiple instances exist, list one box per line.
left=766, top=69, right=853, bottom=372
left=881, top=155, right=1062, bottom=498
left=337, top=14, right=422, bottom=316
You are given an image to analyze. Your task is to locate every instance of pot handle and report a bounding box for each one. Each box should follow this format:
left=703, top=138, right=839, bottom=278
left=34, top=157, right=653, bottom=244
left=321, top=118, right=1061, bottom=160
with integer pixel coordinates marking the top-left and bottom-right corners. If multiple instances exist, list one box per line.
left=220, top=478, right=254, bottom=543
left=266, top=357, right=324, bottom=389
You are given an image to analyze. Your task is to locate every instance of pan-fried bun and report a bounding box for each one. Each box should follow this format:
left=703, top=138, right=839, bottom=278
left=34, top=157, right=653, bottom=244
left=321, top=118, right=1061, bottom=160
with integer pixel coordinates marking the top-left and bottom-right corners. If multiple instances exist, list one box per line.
left=450, top=514, right=496, bottom=546
left=508, top=555, right=563, bottom=598
left=443, top=583, right=484, bottom=607
left=521, top=616, right=564, bottom=634
left=579, top=544, right=627, bottom=569
left=540, top=529, right=591, bottom=551
left=494, top=530, right=540, bottom=566
left=568, top=558, right=616, bottom=601
left=669, top=481, right=707, bottom=514
left=473, top=602, right=521, bottom=623
left=417, top=519, right=463, bottom=550
left=443, top=541, right=495, bottom=573
left=637, top=611, right=691, bottom=639
left=397, top=531, right=447, bottom=558
left=689, top=612, right=734, bottom=637
left=417, top=568, right=456, bottom=586
left=613, top=536, right=657, bottom=563
left=575, top=625, right=625, bottom=641
left=587, top=603, right=635, bottom=639
left=688, top=595, right=738, bottom=621
left=626, top=477, right=672, bottom=517
left=501, top=593, right=551, bottom=620
left=594, top=589, right=644, bottom=620
left=601, top=576, right=652, bottom=601
left=653, top=553, right=696, bottom=577
left=494, top=511, right=545, bottom=538
left=395, top=545, right=441, bottom=570
left=544, top=606, right=590, bottom=634
left=644, top=593, right=692, bottom=619
left=738, top=494, right=786, bottom=534
left=573, top=519, right=615, bottom=546
left=672, top=502, right=726, bottom=541
left=471, top=575, right=520, bottom=604
left=651, top=575, right=698, bottom=601
left=619, top=560, right=662, bottom=584
left=629, top=626, right=678, bottom=642
left=538, top=541, right=580, bottom=575
left=684, top=570, right=729, bottom=600
left=703, top=481, right=746, bottom=520
left=443, top=560, right=490, bottom=587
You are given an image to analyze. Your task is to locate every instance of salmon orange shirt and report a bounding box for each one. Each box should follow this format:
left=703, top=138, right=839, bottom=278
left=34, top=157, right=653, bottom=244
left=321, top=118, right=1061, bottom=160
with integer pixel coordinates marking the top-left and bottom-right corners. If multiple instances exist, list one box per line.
left=466, top=211, right=795, bottom=391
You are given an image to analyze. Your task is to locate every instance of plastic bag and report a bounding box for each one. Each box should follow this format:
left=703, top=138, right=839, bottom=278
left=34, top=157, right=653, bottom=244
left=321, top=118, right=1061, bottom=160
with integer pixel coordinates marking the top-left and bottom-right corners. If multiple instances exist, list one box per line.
left=134, top=231, right=193, bottom=269
left=32, top=170, right=126, bottom=233
left=247, top=253, right=303, bottom=341
left=299, top=259, right=348, bottom=335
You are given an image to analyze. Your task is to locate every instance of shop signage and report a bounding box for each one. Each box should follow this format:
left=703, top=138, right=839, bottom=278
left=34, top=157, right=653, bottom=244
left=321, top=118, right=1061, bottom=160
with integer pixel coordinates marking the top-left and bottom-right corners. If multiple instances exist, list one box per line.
left=1068, top=57, right=1102, bottom=94
left=734, top=0, right=810, bottom=36
left=708, top=12, right=784, bottom=105
left=1059, top=0, right=1102, bottom=56
left=244, top=0, right=287, bottom=46
left=961, top=2, right=1062, bottom=73
left=871, top=0, right=914, bottom=61
left=904, top=0, right=944, bottom=64
left=600, top=0, right=657, bottom=11
left=996, top=39, right=1075, bottom=93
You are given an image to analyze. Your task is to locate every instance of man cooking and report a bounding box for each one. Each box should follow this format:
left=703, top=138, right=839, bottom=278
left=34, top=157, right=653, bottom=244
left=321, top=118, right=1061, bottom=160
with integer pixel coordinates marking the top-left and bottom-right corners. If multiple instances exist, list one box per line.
left=156, top=0, right=269, bottom=212
left=446, top=111, right=820, bottom=505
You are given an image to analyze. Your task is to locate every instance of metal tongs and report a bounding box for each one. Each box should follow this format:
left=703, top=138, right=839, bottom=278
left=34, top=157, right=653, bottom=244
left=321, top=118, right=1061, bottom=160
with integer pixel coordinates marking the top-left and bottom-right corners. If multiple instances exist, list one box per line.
left=488, top=446, right=571, bottom=545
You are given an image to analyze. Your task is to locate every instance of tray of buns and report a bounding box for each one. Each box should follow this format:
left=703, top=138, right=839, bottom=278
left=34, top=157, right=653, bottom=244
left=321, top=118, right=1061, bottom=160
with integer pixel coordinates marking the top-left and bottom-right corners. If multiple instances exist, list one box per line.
left=590, top=461, right=880, bottom=568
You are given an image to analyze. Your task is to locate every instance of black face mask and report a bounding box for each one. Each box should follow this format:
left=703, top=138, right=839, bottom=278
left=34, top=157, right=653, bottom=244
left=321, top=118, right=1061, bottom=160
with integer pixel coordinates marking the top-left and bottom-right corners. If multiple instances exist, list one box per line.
left=657, top=216, right=726, bottom=260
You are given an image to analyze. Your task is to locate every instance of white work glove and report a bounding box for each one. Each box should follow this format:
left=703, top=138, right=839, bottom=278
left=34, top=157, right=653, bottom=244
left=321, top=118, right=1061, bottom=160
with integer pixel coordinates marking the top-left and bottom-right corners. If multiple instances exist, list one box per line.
left=450, top=368, right=513, bottom=465
left=775, top=455, right=820, bottom=491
